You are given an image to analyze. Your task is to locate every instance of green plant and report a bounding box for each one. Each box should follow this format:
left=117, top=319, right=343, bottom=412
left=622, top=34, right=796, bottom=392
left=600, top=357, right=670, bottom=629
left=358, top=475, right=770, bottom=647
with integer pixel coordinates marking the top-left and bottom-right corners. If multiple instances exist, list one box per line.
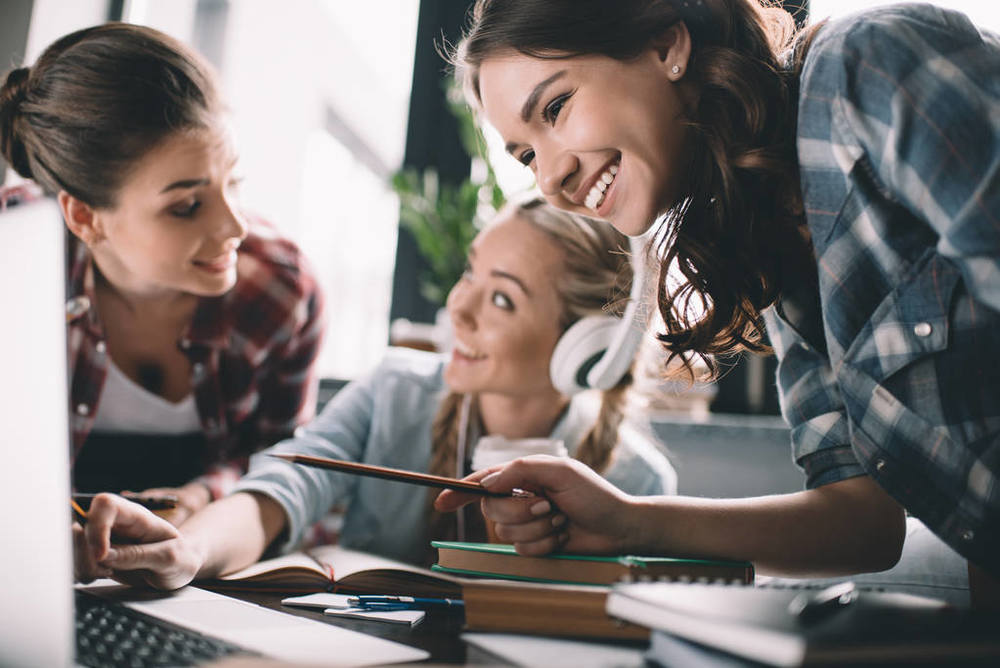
left=391, top=84, right=505, bottom=307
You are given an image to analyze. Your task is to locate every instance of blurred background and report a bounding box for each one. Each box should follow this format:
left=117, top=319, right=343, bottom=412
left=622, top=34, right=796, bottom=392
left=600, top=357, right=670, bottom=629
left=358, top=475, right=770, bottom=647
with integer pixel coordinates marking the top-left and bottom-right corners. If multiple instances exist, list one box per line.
left=3, top=0, right=997, bottom=497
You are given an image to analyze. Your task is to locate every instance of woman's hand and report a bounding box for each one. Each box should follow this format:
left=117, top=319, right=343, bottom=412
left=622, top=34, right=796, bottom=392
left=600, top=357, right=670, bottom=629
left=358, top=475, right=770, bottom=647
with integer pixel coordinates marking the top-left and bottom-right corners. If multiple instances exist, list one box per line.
left=74, top=493, right=205, bottom=591
left=435, top=455, right=636, bottom=556
left=130, top=481, right=212, bottom=526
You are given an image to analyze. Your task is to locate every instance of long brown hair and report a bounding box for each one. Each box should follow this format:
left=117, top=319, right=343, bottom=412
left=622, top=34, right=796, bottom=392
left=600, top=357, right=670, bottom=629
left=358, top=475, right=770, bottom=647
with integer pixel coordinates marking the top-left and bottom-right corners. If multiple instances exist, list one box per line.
left=451, top=0, right=817, bottom=380
left=0, top=23, right=222, bottom=208
left=424, top=197, right=637, bottom=547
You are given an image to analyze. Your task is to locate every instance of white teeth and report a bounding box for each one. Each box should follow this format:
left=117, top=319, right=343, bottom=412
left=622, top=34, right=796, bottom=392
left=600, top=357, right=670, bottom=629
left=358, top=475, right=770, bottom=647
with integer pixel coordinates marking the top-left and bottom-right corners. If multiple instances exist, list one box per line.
left=454, top=340, right=485, bottom=359
left=585, top=162, right=619, bottom=212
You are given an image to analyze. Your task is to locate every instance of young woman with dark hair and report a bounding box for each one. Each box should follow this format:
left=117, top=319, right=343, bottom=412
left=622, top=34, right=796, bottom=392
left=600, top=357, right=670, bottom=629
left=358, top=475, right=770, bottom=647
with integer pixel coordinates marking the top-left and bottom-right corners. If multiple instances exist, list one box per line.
left=433, top=0, right=999, bottom=597
left=0, top=24, right=325, bottom=525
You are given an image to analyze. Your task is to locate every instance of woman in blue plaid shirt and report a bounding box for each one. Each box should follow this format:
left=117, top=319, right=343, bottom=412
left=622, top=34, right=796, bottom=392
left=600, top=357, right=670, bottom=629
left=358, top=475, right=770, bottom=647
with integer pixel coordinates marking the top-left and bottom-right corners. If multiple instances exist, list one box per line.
left=434, top=0, right=999, bottom=602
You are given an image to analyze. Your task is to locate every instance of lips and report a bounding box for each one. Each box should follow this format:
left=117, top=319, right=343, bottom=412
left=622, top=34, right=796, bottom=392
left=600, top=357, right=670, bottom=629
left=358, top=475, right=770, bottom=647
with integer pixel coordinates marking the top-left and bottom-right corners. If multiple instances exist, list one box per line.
left=193, top=250, right=237, bottom=273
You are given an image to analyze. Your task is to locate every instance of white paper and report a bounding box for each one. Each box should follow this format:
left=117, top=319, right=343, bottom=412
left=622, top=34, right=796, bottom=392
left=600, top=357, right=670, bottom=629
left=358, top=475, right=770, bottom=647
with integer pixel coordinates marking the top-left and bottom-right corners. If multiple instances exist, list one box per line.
left=325, top=607, right=425, bottom=627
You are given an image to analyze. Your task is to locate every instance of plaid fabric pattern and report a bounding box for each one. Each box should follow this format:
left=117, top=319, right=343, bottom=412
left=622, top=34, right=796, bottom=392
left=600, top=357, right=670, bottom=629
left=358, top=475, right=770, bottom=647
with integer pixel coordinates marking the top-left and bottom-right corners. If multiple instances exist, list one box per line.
left=67, top=222, right=325, bottom=498
left=764, top=4, right=1000, bottom=574
left=1, top=183, right=331, bottom=498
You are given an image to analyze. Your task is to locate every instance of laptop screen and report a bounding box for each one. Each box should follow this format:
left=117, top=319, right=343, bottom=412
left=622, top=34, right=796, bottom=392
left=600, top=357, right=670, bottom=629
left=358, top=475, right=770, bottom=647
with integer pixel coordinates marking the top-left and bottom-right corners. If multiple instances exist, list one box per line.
left=0, top=196, right=75, bottom=666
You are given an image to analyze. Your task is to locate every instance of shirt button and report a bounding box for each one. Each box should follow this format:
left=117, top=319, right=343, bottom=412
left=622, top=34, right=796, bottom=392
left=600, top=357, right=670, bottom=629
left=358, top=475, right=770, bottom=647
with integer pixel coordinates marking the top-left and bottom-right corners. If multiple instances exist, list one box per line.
left=95, top=341, right=107, bottom=354
left=178, top=338, right=192, bottom=350
left=961, top=529, right=975, bottom=542
left=76, top=403, right=90, bottom=416
left=913, top=322, right=932, bottom=337
left=65, top=295, right=91, bottom=318
left=875, top=459, right=887, bottom=473
left=191, top=362, right=205, bottom=379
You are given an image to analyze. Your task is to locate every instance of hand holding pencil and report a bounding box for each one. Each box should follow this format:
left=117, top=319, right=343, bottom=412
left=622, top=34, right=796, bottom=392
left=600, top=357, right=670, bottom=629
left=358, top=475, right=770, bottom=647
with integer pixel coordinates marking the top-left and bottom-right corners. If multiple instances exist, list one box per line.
left=72, top=492, right=195, bottom=590
left=434, top=455, right=636, bottom=558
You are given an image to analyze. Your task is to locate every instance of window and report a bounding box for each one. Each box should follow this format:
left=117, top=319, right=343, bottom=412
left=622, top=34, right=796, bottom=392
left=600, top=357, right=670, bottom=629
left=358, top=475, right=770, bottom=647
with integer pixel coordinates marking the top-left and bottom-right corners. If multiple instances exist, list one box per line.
left=127, top=0, right=419, bottom=380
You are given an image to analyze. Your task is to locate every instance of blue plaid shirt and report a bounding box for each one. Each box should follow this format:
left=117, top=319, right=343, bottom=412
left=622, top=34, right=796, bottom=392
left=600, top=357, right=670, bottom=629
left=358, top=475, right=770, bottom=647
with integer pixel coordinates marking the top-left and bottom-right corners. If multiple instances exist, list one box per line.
left=764, top=3, right=1000, bottom=575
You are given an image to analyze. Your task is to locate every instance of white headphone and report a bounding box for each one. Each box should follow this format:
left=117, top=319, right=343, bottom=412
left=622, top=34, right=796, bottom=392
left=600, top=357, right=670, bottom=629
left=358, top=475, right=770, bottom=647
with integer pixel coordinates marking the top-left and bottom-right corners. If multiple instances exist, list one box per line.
left=549, top=233, right=651, bottom=396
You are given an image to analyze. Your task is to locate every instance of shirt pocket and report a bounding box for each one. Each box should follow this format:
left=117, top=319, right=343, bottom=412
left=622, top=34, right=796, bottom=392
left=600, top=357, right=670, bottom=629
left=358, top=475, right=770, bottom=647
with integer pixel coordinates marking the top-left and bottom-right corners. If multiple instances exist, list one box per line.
left=842, top=249, right=961, bottom=382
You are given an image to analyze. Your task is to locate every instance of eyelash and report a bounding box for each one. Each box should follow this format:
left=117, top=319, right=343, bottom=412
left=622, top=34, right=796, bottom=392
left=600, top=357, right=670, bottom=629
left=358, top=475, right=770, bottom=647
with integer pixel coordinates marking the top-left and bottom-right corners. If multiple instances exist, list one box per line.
left=491, top=291, right=514, bottom=311
left=543, top=92, right=571, bottom=124
left=169, top=177, right=243, bottom=218
left=171, top=201, right=201, bottom=218
left=461, top=264, right=515, bottom=311
left=516, top=92, right=573, bottom=167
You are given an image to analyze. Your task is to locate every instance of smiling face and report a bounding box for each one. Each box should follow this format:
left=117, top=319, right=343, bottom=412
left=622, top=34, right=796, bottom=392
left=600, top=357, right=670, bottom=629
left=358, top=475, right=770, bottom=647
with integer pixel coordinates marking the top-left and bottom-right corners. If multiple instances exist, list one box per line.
left=476, top=31, right=691, bottom=237
left=443, top=209, right=567, bottom=398
left=88, top=126, right=248, bottom=298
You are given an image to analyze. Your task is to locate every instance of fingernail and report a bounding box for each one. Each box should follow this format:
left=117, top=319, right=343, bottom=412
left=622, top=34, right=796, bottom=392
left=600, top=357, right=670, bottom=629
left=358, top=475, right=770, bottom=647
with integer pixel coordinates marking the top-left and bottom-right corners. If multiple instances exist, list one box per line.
left=101, top=548, right=119, bottom=563
left=529, top=500, right=551, bottom=516
left=481, top=472, right=500, bottom=488
left=551, top=514, right=567, bottom=528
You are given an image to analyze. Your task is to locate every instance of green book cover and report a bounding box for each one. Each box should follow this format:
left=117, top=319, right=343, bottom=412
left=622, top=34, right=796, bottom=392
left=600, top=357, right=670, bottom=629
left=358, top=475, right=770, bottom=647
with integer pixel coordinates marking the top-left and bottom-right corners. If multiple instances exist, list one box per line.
left=431, top=541, right=750, bottom=569
left=430, top=562, right=614, bottom=585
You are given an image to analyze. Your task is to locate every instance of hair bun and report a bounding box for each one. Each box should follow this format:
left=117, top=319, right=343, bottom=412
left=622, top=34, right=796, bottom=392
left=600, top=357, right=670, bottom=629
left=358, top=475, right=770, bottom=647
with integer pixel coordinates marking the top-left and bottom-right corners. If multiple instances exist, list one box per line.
left=0, top=67, right=34, bottom=178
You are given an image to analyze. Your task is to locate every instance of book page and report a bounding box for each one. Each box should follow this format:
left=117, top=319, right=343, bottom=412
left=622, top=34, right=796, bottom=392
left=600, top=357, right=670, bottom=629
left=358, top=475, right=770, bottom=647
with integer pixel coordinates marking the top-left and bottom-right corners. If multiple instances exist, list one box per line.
left=307, top=545, right=434, bottom=580
left=218, top=551, right=329, bottom=581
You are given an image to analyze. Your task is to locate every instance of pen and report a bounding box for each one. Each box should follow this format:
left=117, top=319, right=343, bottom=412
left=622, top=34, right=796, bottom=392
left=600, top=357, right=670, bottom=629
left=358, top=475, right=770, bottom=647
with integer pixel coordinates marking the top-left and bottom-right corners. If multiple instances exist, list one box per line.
left=788, top=581, right=857, bottom=624
left=347, top=596, right=465, bottom=610
left=73, top=492, right=179, bottom=511
left=71, top=498, right=88, bottom=525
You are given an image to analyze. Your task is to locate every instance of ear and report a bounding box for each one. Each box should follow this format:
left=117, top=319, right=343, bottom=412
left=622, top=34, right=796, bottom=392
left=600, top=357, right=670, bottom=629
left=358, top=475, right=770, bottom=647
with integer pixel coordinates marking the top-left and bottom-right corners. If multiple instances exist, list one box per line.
left=650, top=21, right=692, bottom=81
left=57, top=190, right=103, bottom=245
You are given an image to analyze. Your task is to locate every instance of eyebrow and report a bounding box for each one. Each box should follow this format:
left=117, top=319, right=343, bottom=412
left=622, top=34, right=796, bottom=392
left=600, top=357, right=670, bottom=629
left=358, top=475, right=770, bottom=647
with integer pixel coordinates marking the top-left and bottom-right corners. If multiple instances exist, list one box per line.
left=491, top=270, right=531, bottom=297
left=159, top=154, right=241, bottom=194
left=521, top=70, right=567, bottom=123
left=504, top=70, right=568, bottom=155
left=160, top=178, right=209, bottom=194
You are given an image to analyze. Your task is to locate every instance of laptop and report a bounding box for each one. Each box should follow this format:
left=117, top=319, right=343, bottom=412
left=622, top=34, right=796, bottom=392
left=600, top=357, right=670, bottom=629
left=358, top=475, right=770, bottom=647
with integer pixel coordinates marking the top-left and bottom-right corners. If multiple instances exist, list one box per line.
left=0, top=196, right=428, bottom=666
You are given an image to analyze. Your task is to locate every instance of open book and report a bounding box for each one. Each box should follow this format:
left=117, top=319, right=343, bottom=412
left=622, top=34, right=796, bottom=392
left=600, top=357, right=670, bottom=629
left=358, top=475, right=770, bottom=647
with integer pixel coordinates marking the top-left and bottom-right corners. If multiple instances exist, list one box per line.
left=197, top=545, right=463, bottom=597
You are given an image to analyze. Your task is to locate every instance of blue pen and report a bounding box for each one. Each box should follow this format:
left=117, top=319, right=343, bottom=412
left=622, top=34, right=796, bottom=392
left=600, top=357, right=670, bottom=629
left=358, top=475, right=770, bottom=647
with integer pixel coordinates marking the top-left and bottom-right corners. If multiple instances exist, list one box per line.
left=348, top=595, right=464, bottom=609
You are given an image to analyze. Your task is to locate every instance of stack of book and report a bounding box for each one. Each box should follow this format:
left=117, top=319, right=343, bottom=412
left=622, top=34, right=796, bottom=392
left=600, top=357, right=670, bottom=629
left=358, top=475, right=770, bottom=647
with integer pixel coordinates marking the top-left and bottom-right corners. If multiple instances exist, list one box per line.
left=606, top=581, right=1000, bottom=666
left=431, top=541, right=754, bottom=641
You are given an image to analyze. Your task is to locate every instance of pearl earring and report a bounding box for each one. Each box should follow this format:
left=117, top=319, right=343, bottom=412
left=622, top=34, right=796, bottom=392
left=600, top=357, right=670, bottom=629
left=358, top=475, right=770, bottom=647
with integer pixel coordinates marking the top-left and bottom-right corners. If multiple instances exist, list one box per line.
left=671, top=65, right=681, bottom=75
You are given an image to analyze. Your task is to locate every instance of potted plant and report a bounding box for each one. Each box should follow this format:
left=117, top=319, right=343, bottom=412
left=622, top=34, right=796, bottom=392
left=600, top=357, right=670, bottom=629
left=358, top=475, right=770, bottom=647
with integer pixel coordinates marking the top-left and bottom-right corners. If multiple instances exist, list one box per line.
left=389, top=85, right=505, bottom=349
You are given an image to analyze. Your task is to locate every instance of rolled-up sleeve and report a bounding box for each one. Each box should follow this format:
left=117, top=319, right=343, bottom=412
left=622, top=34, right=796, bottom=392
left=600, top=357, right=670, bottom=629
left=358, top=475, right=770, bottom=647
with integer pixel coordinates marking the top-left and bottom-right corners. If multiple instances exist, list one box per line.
left=764, top=309, right=864, bottom=488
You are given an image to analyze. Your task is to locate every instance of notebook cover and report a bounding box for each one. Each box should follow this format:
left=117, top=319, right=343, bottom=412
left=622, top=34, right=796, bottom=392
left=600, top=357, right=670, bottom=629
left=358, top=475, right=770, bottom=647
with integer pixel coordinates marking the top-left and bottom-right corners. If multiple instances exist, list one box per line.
left=431, top=541, right=751, bottom=570
left=608, top=582, right=1000, bottom=666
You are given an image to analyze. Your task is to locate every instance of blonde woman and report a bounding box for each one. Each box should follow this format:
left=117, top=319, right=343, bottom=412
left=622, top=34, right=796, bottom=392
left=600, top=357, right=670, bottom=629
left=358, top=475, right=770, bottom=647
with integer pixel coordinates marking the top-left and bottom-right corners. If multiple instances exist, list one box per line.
left=74, top=197, right=675, bottom=588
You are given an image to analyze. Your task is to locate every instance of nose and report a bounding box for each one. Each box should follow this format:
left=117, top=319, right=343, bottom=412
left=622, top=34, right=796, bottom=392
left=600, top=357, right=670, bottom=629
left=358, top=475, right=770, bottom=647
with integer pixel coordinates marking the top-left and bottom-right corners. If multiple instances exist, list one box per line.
left=216, top=192, right=249, bottom=247
left=536, top=148, right=579, bottom=200
left=446, top=280, right=477, bottom=332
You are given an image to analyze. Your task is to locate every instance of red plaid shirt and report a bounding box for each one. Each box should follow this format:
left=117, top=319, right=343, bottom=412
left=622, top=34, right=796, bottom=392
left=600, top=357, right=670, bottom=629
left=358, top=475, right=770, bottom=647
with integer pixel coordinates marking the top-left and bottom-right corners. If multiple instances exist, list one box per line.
left=2, top=184, right=325, bottom=499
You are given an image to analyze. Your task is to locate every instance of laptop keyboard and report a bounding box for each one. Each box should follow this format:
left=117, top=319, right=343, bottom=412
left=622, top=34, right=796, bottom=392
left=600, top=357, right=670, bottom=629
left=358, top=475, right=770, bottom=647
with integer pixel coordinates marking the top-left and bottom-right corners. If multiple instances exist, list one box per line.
left=75, top=590, right=254, bottom=667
